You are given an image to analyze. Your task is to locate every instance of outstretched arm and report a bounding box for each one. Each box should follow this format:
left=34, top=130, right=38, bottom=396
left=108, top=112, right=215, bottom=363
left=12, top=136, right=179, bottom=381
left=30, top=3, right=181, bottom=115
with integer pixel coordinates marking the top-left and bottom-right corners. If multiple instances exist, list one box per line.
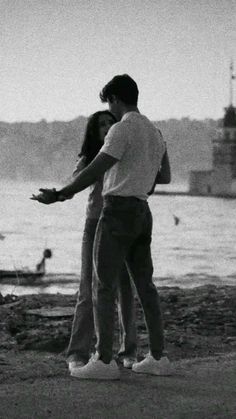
left=61, top=156, right=87, bottom=200
left=72, top=155, right=86, bottom=178
left=58, top=152, right=117, bottom=197
left=31, top=152, right=117, bottom=204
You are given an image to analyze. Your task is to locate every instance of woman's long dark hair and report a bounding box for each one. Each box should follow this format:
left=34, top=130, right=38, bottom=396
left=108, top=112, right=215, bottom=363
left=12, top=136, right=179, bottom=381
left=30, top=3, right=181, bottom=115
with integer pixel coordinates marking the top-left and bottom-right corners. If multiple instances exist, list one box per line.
left=79, top=110, right=116, bottom=165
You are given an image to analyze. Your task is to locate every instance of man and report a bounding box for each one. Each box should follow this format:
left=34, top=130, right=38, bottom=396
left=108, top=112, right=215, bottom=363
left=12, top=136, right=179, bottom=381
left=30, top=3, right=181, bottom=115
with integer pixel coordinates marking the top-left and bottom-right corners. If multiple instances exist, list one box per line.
left=31, top=74, right=172, bottom=380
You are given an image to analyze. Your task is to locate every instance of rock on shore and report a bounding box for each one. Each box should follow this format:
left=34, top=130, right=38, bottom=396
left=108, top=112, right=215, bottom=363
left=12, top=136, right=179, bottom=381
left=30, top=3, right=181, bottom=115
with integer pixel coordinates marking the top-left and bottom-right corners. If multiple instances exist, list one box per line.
left=1, top=285, right=236, bottom=360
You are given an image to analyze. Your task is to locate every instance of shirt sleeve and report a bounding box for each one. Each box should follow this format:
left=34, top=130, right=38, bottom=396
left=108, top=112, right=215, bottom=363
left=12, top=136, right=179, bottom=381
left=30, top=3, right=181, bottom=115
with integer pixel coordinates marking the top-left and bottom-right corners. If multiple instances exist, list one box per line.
left=100, top=122, right=129, bottom=161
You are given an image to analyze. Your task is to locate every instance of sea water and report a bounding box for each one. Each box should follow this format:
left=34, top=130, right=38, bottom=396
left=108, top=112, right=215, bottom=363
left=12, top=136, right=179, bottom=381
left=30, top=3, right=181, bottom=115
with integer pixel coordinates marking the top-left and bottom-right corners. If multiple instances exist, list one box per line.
left=0, top=181, right=235, bottom=295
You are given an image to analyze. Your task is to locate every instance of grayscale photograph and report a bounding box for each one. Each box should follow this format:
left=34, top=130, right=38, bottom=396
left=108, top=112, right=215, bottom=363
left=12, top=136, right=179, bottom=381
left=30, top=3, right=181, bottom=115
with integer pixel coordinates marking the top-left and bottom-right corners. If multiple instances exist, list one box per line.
left=0, top=0, right=236, bottom=418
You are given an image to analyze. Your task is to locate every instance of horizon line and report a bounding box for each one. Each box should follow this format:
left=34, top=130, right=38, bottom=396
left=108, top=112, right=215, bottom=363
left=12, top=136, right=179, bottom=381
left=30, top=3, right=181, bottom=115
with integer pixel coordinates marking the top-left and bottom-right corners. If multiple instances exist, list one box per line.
left=0, top=114, right=224, bottom=125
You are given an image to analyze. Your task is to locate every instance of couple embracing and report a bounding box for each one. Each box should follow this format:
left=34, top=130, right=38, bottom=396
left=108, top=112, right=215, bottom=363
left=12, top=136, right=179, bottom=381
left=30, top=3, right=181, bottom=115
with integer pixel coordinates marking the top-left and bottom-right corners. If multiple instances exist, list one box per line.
left=31, top=74, right=172, bottom=380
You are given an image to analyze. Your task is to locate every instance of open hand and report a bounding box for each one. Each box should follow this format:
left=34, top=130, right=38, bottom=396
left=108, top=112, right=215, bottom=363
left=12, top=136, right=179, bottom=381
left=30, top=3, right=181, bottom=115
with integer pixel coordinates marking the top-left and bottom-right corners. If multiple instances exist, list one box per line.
left=30, top=188, right=58, bottom=205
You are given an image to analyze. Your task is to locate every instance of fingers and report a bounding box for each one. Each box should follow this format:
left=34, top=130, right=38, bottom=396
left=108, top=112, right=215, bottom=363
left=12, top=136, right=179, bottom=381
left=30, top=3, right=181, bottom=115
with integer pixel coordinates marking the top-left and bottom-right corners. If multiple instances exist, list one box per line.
left=39, top=188, right=49, bottom=193
left=30, top=196, right=42, bottom=202
left=30, top=193, right=46, bottom=203
left=30, top=188, right=57, bottom=205
left=30, top=193, right=43, bottom=200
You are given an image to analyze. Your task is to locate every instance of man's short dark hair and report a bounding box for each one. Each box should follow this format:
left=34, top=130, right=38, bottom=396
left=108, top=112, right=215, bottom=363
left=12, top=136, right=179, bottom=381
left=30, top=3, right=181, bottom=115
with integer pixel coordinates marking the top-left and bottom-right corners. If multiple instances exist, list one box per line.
left=100, top=74, right=139, bottom=106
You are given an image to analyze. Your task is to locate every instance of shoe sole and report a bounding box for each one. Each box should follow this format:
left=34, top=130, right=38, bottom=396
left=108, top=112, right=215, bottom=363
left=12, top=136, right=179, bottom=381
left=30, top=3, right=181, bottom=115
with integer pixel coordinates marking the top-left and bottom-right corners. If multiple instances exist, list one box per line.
left=68, top=364, right=85, bottom=373
left=70, top=371, right=120, bottom=380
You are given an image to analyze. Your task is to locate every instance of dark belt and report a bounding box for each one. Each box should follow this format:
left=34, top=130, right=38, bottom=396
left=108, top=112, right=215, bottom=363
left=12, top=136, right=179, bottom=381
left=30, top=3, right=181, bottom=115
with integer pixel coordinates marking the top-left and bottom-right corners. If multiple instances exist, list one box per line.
left=104, top=195, right=144, bottom=203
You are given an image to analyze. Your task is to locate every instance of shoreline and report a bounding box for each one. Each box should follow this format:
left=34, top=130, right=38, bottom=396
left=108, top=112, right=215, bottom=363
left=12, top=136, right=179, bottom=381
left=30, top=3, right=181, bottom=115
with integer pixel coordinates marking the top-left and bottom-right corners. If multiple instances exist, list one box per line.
left=153, top=190, right=236, bottom=199
left=1, top=272, right=236, bottom=297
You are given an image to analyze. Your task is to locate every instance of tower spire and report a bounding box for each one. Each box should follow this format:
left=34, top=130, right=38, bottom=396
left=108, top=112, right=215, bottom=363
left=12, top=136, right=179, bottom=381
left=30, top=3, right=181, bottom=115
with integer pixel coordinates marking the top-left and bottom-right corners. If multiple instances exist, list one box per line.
left=229, top=60, right=235, bottom=106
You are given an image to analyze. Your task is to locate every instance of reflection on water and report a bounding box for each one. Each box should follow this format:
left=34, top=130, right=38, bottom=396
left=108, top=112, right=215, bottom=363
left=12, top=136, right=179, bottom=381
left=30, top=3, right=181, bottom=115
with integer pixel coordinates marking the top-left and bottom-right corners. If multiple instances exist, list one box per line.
left=0, top=181, right=236, bottom=295
left=0, top=274, right=79, bottom=296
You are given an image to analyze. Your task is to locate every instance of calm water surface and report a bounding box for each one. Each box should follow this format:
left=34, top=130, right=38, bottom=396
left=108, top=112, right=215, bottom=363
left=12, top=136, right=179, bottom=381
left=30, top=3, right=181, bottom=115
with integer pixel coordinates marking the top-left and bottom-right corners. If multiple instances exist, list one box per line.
left=0, top=181, right=235, bottom=295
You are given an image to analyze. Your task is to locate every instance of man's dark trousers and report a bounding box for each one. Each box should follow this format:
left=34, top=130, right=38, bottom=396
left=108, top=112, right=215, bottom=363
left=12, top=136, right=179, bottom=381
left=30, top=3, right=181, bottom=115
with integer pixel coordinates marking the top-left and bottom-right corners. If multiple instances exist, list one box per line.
left=92, top=196, right=164, bottom=363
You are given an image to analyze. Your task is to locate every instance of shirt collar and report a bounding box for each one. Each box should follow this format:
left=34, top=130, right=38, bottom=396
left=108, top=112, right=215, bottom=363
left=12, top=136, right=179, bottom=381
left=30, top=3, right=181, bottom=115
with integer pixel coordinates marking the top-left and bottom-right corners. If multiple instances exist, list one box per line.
left=122, top=111, right=140, bottom=121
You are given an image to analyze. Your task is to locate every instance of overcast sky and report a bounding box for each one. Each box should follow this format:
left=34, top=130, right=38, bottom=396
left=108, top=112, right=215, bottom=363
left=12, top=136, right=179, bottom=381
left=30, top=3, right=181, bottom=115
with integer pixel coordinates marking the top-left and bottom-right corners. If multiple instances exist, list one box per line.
left=1, top=0, right=235, bottom=122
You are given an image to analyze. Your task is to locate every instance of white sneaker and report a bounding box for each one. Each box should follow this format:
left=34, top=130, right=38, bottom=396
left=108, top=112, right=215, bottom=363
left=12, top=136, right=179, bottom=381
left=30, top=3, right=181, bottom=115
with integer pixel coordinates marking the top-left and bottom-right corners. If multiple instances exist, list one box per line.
left=66, top=355, right=86, bottom=372
left=71, top=358, right=120, bottom=380
left=68, top=360, right=85, bottom=372
left=123, top=357, right=137, bottom=369
left=132, top=355, right=173, bottom=376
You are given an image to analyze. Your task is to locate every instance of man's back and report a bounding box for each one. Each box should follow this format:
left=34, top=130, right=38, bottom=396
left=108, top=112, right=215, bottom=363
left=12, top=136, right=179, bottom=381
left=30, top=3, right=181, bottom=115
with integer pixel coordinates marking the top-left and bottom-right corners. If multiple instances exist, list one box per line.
left=101, top=112, right=165, bottom=200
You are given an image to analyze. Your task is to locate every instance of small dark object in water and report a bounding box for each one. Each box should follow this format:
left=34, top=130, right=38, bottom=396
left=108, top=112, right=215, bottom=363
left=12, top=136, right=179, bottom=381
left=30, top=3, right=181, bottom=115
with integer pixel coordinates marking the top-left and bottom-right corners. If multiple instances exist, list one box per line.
left=173, top=214, right=180, bottom=226
left=43, top=248, right=52, bottom=259
left=0, top=249, right=52, bottom=285
left=36, top=248, right=52, bottom=272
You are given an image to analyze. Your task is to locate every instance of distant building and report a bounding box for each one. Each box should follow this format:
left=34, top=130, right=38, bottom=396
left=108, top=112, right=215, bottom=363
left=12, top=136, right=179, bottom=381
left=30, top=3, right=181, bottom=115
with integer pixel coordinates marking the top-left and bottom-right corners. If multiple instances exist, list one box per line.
left=189, top=170, right=213, bottom=195
left=189, top=63, right=236, bottom=197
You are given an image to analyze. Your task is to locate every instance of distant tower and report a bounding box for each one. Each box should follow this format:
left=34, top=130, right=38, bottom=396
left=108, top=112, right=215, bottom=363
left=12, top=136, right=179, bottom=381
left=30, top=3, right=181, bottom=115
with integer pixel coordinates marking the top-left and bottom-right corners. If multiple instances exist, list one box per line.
left=211, top=61, right=236, bottom=195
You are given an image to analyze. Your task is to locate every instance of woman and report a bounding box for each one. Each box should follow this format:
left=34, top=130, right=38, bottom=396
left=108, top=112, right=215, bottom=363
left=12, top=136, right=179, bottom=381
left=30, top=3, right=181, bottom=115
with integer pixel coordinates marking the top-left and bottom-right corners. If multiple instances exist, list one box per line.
left=66, top=111, right=137, bottom=371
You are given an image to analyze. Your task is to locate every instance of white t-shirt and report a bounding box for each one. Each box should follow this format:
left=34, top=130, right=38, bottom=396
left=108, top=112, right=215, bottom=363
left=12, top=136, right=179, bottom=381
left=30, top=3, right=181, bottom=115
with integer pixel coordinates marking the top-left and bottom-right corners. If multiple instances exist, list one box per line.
left=100, top=112, right=165, bottom=200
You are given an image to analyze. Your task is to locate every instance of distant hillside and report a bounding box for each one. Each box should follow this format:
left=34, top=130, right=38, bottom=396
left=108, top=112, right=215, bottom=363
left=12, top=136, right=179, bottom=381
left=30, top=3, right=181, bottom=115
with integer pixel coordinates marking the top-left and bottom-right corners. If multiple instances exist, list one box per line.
left=156, top=118, right=219, bottom=181
left=0, top=116, right=220, bottom=183
left=0, top=117, right=87, bottom=181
